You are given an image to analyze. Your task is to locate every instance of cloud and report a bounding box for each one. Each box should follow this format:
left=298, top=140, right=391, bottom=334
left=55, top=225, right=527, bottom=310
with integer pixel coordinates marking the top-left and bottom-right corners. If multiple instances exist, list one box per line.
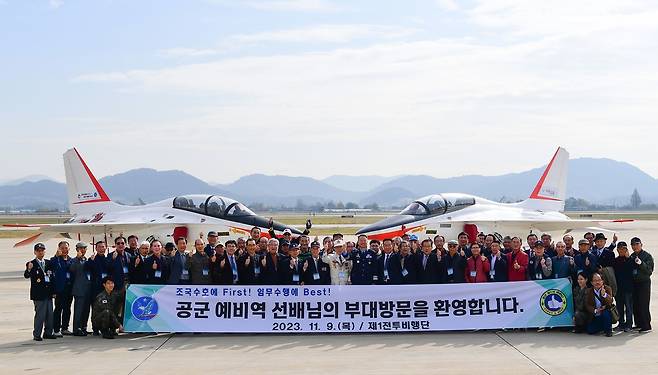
left=49, top=0, right=63, bottom=9
left=158, top=47, right=220, bottom=58
left=228, top=24, right=417, bottom=44
left=436, top=0, right=459, bottom=11
left=208, top=0, right=341, bottom=13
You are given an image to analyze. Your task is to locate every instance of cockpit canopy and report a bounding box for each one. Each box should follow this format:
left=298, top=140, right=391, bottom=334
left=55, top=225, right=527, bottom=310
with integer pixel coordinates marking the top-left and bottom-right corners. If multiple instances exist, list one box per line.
left=399, top=193, right=476, bottom=216
left=173, top=195, right=256, bottom=218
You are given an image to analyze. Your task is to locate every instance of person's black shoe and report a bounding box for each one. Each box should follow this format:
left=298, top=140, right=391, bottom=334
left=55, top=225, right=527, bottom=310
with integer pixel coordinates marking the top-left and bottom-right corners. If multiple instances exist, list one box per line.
left=73, top=329, right=87, bottom=337
left=639, top=328, right=652, bottom=334
left=92, top=330, right=100, bottom=336
left=43, top=334, right=57, bottom=339
left=102, top=330, right=114, bottom=339
left=33, top=336, right=42, bottom=342
left=605, top=331, right=613, bottom=337
left=61, top=329, right=72, bottom=336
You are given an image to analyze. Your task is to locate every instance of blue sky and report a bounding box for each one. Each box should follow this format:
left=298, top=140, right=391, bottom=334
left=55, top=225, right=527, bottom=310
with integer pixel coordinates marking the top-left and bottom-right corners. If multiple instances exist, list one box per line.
left=2, top=0, right=657, bottom=183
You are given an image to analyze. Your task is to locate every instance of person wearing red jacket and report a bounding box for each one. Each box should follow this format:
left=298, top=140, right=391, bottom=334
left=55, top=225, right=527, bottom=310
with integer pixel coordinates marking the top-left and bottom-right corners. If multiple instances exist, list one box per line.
left=465, top=243, right=490, bottom=283
left=507, top=237, right=529, bottom=281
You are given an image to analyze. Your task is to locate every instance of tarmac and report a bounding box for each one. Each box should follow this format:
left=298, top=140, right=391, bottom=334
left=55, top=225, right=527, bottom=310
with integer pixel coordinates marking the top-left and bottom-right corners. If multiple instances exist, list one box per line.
left=1, top=222, right=658, bottom=375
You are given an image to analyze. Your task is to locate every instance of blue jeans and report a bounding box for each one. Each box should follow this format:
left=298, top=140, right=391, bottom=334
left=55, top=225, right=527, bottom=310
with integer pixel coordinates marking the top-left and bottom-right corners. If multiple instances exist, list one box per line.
left=588, top=309, right=612, bottom=335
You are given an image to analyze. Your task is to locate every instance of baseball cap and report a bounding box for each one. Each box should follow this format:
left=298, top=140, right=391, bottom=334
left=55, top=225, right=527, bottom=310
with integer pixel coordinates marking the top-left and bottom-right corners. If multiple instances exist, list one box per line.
left=334, top=239, right=345, bottom=247
left=578, top=239, right=589, bottom=245
left=283, top=228, right=292, bottom=235
left=409, top=234, right=418, bottom=241
left=617, top=241, right=628, bottom=248
left=311, top=241, right=321, bottom=248
left=207, top=231, right=218, bottom=237
left=631, top=237, right=642, bottom=245
left=76, top=241, right=88, bottom=249
left=447, top=240, right=458, bottom=246
left=34, top=243, right=46, bottom=251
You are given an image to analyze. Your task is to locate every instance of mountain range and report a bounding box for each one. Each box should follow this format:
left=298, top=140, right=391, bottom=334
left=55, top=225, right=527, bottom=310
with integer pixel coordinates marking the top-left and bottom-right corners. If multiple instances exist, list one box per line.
left=1, top=157, right=656, bottom=211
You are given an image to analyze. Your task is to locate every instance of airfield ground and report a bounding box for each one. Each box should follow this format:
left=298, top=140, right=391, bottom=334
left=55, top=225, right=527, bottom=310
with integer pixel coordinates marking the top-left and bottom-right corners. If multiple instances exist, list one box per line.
left=0, top=214, right=657, bottom=374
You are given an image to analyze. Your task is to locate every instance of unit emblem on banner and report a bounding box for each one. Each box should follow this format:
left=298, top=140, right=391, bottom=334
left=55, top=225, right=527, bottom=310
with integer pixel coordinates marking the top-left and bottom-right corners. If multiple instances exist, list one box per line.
left=132, top=296, right=159, bottom=321
left=539, top=289, right=567, bottom=316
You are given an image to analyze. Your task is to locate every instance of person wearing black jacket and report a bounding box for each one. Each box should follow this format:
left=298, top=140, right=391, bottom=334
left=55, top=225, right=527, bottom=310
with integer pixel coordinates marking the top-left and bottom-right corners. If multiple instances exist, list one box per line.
left=488, top=240, right=508, bottom=282
left=260, top=238, right=286, bottom=284
left=377, top=239, right=403, bottom=285
left=144, top=240, right=170, bottom=284
left=301, top=241, right=331, bottom=285
left=24, top=243, right=56, bottom=341
left=399, top=241, right=419, bottom=284
left=630, top=237, right=654, bottom=333
left=444, top=240, right=466, bottom=283
left=613, top=242, right=635, bottom=332
left=283, top=244, right=304, bottom=285
left=50, top=241, right=73, bottom=337
left=213, top=240, right=240, bottom=285
left=238, top=238, right=261, bottom=285
left=129, top=241, right=151, bottom=285
left=416, top=239, right=445, bottom=284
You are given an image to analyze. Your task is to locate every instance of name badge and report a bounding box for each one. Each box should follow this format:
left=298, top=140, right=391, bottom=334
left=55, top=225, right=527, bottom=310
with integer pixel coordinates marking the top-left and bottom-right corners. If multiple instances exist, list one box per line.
left=447, top=268, right=454, bottom=276
left=373, top=275, right=379, bottom=281
left=232, top=268, right=239, bottom=276
left=536, top=273, right=543, bottom=280
left=401, top=269, right=409, bottom=277
left=154, top=270, right=162, bottom=278
left=633, top=269, right=638, bottom=276
left=338, top=271, right=347, bottom=280
left=66, top=272, right=71, bottom=279
left=202, top=268, right=209, bottom=276
left=383, top=270, right=389, bottom=279
left=470, top=271, right=477, bottom=277
left=292, top=274, right=300, bottom=282
left=254, top=267, right=260, bottom=275
left=490, top=270, right=496, bottom=277
left=101, top=272, right=107, bottom=279
left=122, top=266, right=129, bottom=274
left=86, top=273, right=91, bottom=281
left=182, top=269, right=189, bottom=279
left=44, top=275, right=50, bottom=283
left=313, top=272, right=320, bottom=280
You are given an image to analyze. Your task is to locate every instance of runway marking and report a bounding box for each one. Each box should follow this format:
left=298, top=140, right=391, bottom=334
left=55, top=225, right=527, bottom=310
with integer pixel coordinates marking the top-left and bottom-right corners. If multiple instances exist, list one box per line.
left=495, top=331, right=551, bottom=375
left=127, top=333, right=173, bottom=375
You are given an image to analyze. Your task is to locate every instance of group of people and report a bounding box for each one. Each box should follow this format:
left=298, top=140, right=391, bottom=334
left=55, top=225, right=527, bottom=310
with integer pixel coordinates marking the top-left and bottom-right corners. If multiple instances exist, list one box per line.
left=25, top=225, right=653, bottom=341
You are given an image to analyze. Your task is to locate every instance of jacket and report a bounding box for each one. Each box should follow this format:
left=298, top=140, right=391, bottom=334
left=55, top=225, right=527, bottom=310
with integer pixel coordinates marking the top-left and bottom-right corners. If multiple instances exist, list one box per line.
left=301, top=257, right=331, bottom=285
left=465, top=255, right=490, bottom=283
left=376, top=252, right=403, bottom=285
left=630, top=250, right=654, bottom=283
left=50, top=255, right=73, bottom=294
left=488, top=253, right=508, bottom=282
left=506, top=250, right=529, bottom=282
left=69, top=256, right=93, bottom=297
left=417, top=251, right=446, bottom=284
left=24, top=258, right=54, bottom=301
left=585, top=285, right=614, bottom=316
left=168, top=251, right=190, bottom=285
left=144, top=255, right=170, bottom=285
left=186, top=252, right=211, bottom=285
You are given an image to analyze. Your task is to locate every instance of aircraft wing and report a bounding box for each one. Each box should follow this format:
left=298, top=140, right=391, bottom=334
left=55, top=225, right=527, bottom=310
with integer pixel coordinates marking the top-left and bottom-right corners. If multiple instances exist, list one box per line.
left=3, top=222, right=175, bottom=235
left=432, top=218, right=633, bottom=234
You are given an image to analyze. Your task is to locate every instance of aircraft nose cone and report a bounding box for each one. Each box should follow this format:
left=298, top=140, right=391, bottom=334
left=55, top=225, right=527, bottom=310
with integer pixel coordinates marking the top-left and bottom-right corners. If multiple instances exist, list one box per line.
left=356, top=215, right=418, bottom=236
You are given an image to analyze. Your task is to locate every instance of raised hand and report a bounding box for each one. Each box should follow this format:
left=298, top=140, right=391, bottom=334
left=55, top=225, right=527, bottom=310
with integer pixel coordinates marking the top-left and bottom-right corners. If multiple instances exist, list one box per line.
left=220, top=259, right=226, bottom=268
left=245, top=257, right=251, bottom=266
left=152, top=261, right=158, bottom=270
left=210, top=255, right=217, bottom=263
left=27, top=262, right=33, bottom=271
left=135, top=257, right=141, bottom=266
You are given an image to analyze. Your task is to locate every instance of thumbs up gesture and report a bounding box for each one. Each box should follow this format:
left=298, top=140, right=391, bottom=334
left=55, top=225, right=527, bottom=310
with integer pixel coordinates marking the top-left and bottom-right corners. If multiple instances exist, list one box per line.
left=27, top=262, right=33, bottom=271
left=569, top=257, right=575, bottom=265
left=303, top=260, right=309, bottom=272
left=113, top=252, right=118, bottom=260
left=540, top=258, right=546, bottom=266
left=635, top=257, right=642, bottom=265
left=135, top=256, right=141, bottom=265
left=436, top=253, right=442, bottom=262
left=481, top=255, right=487, bottom=262
left=585, top=257, right=590, bottom=266
left=261, top=257, right=267, bottom=267
left=152, top=261, right=158, bottom=270
left=245, top=257, right=251, bottom=266
left=459, top=249, right=465, bottom=257
left=210, top=255, right=217, bottom=263
left=513, top=261, right=520, bottom=270
left=220, top=259, right=226, bottom=268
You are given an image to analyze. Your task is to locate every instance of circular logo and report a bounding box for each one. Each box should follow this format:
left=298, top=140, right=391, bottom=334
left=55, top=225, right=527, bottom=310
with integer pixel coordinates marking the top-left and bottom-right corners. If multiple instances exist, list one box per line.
left=131, top=296, right=159, bottom=321
left=540, top=289, right=567, bottom=316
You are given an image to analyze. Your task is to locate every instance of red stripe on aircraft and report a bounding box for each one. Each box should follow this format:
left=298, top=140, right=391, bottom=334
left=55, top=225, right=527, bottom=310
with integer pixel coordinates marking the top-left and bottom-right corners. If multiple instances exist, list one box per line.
left=528, top=148, right=562, bottom=201
left=73, top=148, right=111, bottom=202
left=14, top=233, right=42, bottom=248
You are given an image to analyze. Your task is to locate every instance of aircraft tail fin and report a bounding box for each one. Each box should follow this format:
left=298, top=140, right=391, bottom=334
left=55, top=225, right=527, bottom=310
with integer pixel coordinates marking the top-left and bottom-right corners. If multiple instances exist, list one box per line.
left=63, top=148, right=113, bottom=214
left=518, top=147, right=569, bottom=212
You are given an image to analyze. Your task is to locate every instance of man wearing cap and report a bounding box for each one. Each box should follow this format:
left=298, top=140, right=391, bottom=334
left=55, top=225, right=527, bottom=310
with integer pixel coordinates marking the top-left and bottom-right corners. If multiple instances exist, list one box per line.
left=204, top=231, right=219, bottom=257
left=409, top=234, right=420, bottom=254
left=24, top=243, right=57, bottom=341
left=284, top=243, right=304, bottom=285
left=322, top=239, right=352, bottom=285
left=575, top=239, right=598, bottom=280
left=347, top=234, right=378, bottom=285
left=302, top=240, right=331, bottom=285
left=69, top=242, right=93, bottom=336
left=376, top=239, right=403, bottom=285
left=613, top=241, right=635, bottom=332
left=591, top=233, right=616, bottom=268
left=91, top=277, right=122, bottom=339
left=528, top=242, right=552, bottom=281
left=630, top=237, right=653, bottom=333
left=50, top=241, right=73, bottom=337
left=278, top=239, right=290, bottom=257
